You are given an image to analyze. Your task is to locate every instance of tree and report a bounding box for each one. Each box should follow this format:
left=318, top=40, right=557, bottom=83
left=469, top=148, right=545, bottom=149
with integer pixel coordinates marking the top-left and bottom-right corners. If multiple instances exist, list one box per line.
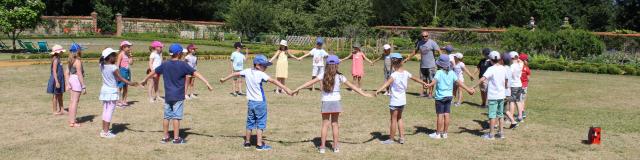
left=0, top=0, right=46, bottom=51
left=314, top=0, right=373, bottom=37
left=615, top=0, right=640, bottom=31
left=224, top=0, right=276, bottom=42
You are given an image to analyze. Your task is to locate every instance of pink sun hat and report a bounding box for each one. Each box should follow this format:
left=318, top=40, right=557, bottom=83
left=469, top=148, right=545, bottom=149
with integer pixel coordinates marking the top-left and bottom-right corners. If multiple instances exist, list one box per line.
left=150, top=41, right=163, bottom=48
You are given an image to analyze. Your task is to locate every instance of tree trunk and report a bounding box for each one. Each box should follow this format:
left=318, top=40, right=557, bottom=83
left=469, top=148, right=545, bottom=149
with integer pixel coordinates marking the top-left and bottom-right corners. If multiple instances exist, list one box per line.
left=11, top=30, right=17, bottom=52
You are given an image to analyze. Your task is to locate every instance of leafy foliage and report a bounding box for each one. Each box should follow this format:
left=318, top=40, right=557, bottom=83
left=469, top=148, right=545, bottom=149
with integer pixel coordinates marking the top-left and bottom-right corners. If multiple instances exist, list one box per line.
left=224, top=0, right=276, bottom=42
left=0, top=0, right=46, bottom=50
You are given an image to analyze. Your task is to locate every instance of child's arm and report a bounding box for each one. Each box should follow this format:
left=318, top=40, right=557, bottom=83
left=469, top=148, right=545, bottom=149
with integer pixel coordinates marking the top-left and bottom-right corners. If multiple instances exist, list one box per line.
left=292, top=78, right=321, bottom=94
left=128, top=52, right=134, bottom=65
left=269, top=51, right=278, bottom=62
left=340, top=52, right=353, bottom=61
left=297, top=51, right=311, bottom=60
left=244, top=48, right=249, bottom=60
left=139, top=70, right=157, bottom=86
left=462, top=65, right=475, bottom=81
left=472, top=77, right=487, bottom=89
left=52, top=58, right=62, bottom=89
left=148, top=56, right=154, bottom=70
left=371, top=56, right=382, bottom=63
left=116, top=53, right=122, bottom=68
left=287, top=51, right=299, bottom=59
left=268, top=78, right=293, bottom=95
left=114, top=69, right=138, bottom=86
left=76, top=61, right=86, bottom=94
left=220, top=72, right=242, bottom=83
left=410, top=76, right=429, bottom=88
left=456, top=80, right=475, bottom=95
left=344, top=81, right=373, bottom=97
left=192, top=71, right=213, bottom=91
left=375, top=78, right=394, bottom=95
left=363, top=52, right=374, bottom=64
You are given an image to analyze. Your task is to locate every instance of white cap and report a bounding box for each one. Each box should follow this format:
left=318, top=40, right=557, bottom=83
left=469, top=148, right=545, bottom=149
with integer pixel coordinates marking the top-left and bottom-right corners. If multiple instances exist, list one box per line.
left=279, top=40, right=288, bottom=46
left=489, top=51, right=501, bottom=60
left=454, top=52, right=463, bottom=59
left=383, top=44, right=391, bottom=50
left=101, top=48, right=119, bottom=58
left=182, top=49, right=188, bottom=53
left=509, top=51, right=518, bottom=58
left=449, top=54, right=456, bottom=63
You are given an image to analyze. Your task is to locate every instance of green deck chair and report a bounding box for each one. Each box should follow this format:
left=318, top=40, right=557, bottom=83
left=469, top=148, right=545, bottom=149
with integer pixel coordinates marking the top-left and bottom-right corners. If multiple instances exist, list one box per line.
left=22, top=41, right=39, bottom=53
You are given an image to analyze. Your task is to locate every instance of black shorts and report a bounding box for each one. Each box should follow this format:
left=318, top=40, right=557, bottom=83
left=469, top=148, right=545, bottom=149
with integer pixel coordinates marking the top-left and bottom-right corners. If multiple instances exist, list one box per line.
left=435, top=97, right=453, bottom=114
left=420, top=67, right=436, bottom=82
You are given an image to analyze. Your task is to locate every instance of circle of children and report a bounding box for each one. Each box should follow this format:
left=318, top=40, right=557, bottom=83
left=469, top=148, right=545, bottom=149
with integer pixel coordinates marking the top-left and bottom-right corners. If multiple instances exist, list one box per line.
left=45, top=31, right=531, bottom=152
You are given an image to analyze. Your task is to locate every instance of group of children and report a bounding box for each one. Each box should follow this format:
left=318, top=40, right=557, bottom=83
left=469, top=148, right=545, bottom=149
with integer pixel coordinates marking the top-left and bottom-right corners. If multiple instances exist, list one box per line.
left=45, top=37, right=531, bottom=152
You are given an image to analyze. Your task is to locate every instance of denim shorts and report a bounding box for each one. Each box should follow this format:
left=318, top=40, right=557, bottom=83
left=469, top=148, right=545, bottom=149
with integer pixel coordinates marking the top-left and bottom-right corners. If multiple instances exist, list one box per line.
left=389, top=105, right=405, bottom=111
left=164, top=100, right=184, bottom=120
left=247, top=100, right=268, bottom=130
left=435, top=97, right=453, bottom=114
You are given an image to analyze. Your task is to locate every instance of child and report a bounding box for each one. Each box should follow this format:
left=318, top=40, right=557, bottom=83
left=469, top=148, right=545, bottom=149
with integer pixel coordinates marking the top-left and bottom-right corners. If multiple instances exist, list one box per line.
left=47, top=44, right=66, bottom=115
left=292, top=55, right=373, bottom=153
left=184, top=44, right=198, bottom=99
left=117, top=41, right=133, bottom=107
left=141, top=43, right=213, bottom=144
left=230, top=42, right=248, bottom=96
left=148, top=41, right=164, bottom=102
left=269, top=40, right=298, bottom=94
left=473, top=51, right=508, bottom=140
left=476, top=48, right=493, bottom=108
left=99, top=48, right=138, bottom=138
left=451, top=53, right=475, bottom=106
left=371, top=44, right=392, bottom=95
left=297, top=37, right=329, bottom=91
left=341, top=43, right=373, bottom=89
left=506, top=51, right=525, bottom=129
left=519, top=53, right=531, bottom=120
left=66, top=43, right=86, bottom=127
left=374, top=53, right=428, bottom=144
left=220, top=54, right=293, bottom=151
left=426, top=54, right=475, bottom=139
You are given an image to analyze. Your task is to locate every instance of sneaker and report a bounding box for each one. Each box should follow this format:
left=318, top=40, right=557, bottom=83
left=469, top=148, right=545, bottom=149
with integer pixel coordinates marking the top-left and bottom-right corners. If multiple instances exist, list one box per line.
left=243, top=142, right=251, bottom=148
left=428, top=132, right=441, bottom=139
left=509, top=122, right=519, bottom=129
left=495, top=132, right=505, bottom=139
left=318, top=147, right=325, bottom=154
left=481, top=133, right=494, bottom=140
left=441, top=133, right=448, bottom=139
left=454, top=102, right=461, bottom=107
left=160, top=137, right=171, bottom=144
left=381, top=139, right=395, bottom=144
left=190, top=94, right=198, bottom=98
left=100, top=131, right=116, bottom=138
left=185, top=95, right=192, bottom=100
left=173, top=137, right=187, bottom=144
left=236, top=92, right=246, bottom=96
left=256, top=144, right=272, bottom=151
left=230, top=92, right=238, bottom=97
left=333, top=148, right=340, bottom=153
left=398, top=138, right=405, bottom=144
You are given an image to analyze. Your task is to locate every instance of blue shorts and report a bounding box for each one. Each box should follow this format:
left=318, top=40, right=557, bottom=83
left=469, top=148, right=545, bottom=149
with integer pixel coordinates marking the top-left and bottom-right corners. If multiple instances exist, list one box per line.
left=435, top=97, right=453, bottom=114
left=164, top=100, right=184, bottom=120
left=246, top=100, right=268, bottom=130
left=117, top=68, right=131, bottom=88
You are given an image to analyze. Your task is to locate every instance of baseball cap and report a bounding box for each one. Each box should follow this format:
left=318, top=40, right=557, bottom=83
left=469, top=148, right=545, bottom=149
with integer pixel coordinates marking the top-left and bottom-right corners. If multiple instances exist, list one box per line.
left=253, top=54, right=272, bottom=66
left=187, top=44, right=197, bottom=50
left=436, top=54, right=451, bottom=68
left=69, top=43, right=83, bottom=53
left=443, top=45, right=454, bottom=53
left=502, top=52, right=512, bottom=65
left=509, top=51, right=519, bottom=58
left=279, top=40, right=288, bottom=46
left=326, top=55, right=340, bottom=65
left=120, top=41, right=132, bottom=47
left=151, top=41, right=163, bottom=48
left=316, top=37, right=324, bottom=45
left=519, top=52, right=529, bottom=61
left=489, top=51, right=501, bottom=60
left=389, top=53, right=403, bottom=59
left=383, top=44, right=391, bottom=50
left=454, top=53, right=463, bottom=59
left=168, top=43, right=183, bottom=55
left=50, top=44, right=65, bottom=55
left=234, top=42, right=244, bottom=49
left=101, top=48, right=119, bottom=58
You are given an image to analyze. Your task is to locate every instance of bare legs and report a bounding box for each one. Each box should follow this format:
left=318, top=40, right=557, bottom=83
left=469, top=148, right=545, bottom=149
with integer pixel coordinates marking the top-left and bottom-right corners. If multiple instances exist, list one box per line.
left=320, top=113, right=340, bottom=150
left=435, top=113, right=450, bottom=134
left=147, top=76, right=160, bottom=102
left=120, top=86, right=128, bottom=105
left=68, top=91, right=81, bottom=127
left=163, top=119, right=181, bottom=139
left=51, top=94, right=64, bottom=115
left=389, top=109, right=405, bottom=141
left=244, top=129, right=265, bottom=146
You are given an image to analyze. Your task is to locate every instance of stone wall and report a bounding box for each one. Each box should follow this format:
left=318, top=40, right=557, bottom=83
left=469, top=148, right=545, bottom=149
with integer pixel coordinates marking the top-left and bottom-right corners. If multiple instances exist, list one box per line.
left=26, top=12, right=98, bottom=35
left=117, top=15, right=226, bottom=39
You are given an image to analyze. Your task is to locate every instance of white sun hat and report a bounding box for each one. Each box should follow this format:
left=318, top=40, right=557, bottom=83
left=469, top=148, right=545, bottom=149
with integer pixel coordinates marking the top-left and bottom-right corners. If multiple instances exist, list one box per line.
left=50, top=44, right=65, bottom=55
left=279, top=40, right=288, bottom=47
left=383, top=44, right=391, bottom=50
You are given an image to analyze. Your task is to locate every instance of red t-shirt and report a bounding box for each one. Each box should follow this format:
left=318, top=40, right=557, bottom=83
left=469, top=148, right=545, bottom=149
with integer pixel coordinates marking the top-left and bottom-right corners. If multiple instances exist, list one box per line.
left=521, top=65, right=531, bottom=87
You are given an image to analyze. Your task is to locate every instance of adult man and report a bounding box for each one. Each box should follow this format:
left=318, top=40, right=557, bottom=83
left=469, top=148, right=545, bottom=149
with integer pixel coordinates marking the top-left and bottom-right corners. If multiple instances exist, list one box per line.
left=404, top=31, right=442, bottom=98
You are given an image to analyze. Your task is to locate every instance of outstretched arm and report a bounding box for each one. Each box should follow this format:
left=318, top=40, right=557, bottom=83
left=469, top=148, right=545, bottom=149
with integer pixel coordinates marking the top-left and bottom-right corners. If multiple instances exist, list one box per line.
left=220, top=72, right=242, bottom=83
left=340, top=52, right=353, bottom=61
left=192, top=71, right=213, bottom=91
left=473, top=77, right=487, bottom=89
left=140, top=70, right=157, bottom=86
left=375, top=78, right=394, bottom=95
left=115, top=69, right=138, bottom=86
left=462, top=65, right=475, bottom=81
left=410, top=76, right=429, bottom=87
left=269, top=78, right=292, bottom=95
left=456, top=80, right=475, bottom=95
left=403, top=50, right=418, bottom=63
left=344, top=81, right=373, bottom=97
left=363, top=52, right=373, bottom=64
left=297, top=52, right=311, bottom=60
left=293, top=78, right=321, bottom=94
left=269, top=51, right=278, bottom=62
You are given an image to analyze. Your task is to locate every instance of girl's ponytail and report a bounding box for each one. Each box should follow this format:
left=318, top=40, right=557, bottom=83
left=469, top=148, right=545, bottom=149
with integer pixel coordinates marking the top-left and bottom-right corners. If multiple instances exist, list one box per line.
left=99, top=56, right=105, bottom=70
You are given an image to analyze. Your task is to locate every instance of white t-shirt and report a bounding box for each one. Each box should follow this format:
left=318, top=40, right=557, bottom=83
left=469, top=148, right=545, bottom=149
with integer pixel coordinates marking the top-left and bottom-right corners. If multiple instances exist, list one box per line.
left=239, top=68, right=271, bottom=102
left=101, top=64, right=118, bottom=89
left=510, top=62, right=523, bottom=87
left=317, top=73, right=347, bottom=101
left=185, top=54, right=197, bottom=69
left=482, top=65, right=508, bottom=100
left=389, top=70, right=412, bottom=106
left=310, top=48, right=328, bottom=67
left=149, top=51, right=162, bottom=69
left=453, top=62, right=465, bottom=79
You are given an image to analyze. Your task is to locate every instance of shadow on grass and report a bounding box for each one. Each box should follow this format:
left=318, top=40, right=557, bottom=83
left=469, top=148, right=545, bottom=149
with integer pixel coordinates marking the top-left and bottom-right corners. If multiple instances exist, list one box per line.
left=111, top=123, right=130, bottom=134
left=407, top=126, right=435, bottom=136
left=462, top=101, right=483, bottom=108
left=456, top=120, right=488, bottom=136
left=361, top=132, right=389, bottom=143
left=76, top=115, right=95, bottom=123
left=126, top=101, right=139, bottom=106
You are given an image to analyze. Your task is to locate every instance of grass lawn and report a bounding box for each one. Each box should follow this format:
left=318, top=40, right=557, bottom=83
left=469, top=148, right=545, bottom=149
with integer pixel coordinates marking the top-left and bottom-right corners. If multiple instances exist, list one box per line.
left=0, top=59, right=638, bottom=159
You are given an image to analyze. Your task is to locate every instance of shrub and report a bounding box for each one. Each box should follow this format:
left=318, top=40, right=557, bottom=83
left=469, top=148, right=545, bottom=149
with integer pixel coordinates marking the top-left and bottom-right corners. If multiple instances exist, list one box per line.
left=501, top=27, right=605, bottom=60
left=529, top=62, right=543, bottom=70
left=621, top=65, right=637, bottom=75
left=390, top=37, right=413, bottom=50
left=567, top=64, right=581, bottom=72
left=542, top=62, right=565, bottom=71
left=580, top=64, right=599, bottom=73
left=605, top=64, right=625, bottom=75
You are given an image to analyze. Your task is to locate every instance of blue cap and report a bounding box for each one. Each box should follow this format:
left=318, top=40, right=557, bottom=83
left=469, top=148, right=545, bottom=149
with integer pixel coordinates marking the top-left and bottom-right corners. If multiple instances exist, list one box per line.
left=316, top=37, right=324, bottom=45
left=502, top=52, right=512, bottom=65
left=443, top=45, right=454, bottom=53
left=168, top=43, right=183, bottom=55
left=69, top=43, right=83, bottom=52
left=389, top=53, right=403, bottom=59
left=326, top=55, right=340, bottom=65
left=253, top=54, right=272, bottom=66
left=436, top=54, right=450, bottom=68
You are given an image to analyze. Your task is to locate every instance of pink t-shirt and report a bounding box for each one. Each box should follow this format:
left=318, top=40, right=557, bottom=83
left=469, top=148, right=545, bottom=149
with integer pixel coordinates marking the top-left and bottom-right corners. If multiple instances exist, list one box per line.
left=119, top=53, right=130, bottom=69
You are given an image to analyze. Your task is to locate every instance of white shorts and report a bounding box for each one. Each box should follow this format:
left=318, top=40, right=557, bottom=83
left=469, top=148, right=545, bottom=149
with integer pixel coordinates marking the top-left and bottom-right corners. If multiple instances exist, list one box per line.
left=312, top=66, right=325, bottom=77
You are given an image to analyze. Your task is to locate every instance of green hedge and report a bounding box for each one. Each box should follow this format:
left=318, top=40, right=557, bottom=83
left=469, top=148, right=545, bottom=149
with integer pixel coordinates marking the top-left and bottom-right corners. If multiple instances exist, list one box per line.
left=501, top=27, right=605, bottom=60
